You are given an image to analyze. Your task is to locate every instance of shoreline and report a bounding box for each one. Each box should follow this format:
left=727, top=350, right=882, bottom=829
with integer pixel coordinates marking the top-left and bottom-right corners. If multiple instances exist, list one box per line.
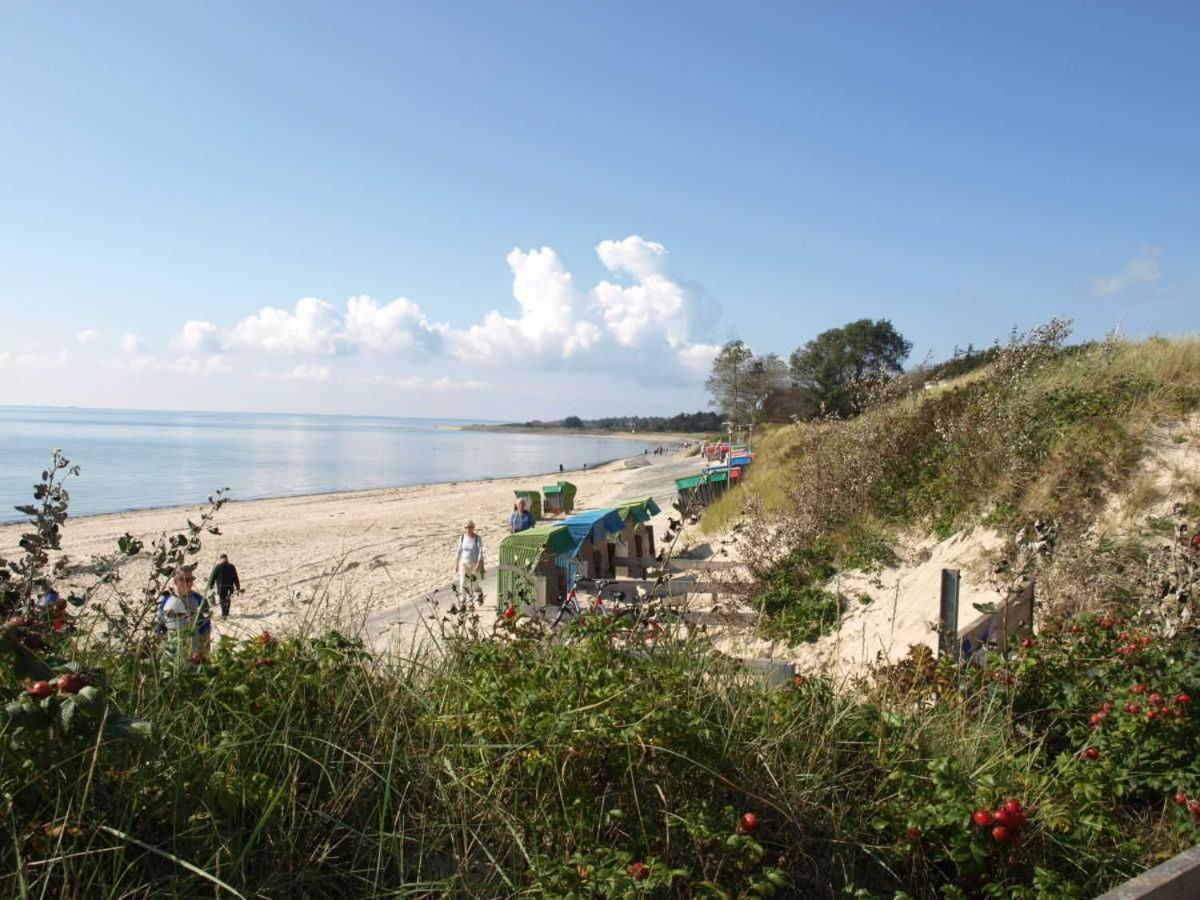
left=1, top=450, right=648, bottom=528
left=453, top=424, right=701, bottom=442
left=0, top=450, right=702, bottom=653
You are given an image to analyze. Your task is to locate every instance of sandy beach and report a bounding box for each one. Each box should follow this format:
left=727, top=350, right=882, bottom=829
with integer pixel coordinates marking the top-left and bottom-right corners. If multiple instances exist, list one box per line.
left=1, top=450, right=701, bottom=651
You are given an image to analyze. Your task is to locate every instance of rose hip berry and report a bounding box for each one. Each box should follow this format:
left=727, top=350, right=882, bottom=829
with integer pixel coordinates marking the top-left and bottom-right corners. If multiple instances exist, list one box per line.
left=1131, top=684, right=1147, bottom=695
left=1084, top=747, right=1099, bottom=760
left=991, top=825, right=1010, bottom=843
left=1175, top=792, right=1188, bottom=805
left=739, top=812, right=759, bottom=833
left=1125, top=703, right=1141, bottom=715
left=972, top=809, right=993, bottom=827
left=628, top=861, right=650, bottom=880
left=27, top=680, right=54, bottom=699
left=1177, top=694, right=1191, bottom=706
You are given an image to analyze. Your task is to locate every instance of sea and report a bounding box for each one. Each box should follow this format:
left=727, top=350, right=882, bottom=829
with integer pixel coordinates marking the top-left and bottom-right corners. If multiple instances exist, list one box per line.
left=0, top=407, right=659, bottom=523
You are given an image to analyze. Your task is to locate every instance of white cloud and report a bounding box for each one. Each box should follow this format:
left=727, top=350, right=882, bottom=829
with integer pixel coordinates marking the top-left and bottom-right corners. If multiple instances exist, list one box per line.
left=0, top=349, right=69, bottom=369
left=343, top=296, right=444, bottom=353
left=595, top=235, right=668, bottom=281
left=450, top=247, right=603, bottom=362
left=75, top=329, right=100, bottom=346
left=231, top=298, right=339, bottom=355
left=282, top=364, right=331, bottom=383
left=123, top=353, right=231, bottom=376
left=159, top=235, right=721, bottom=390
left=119, top=333, right=144, bottom=354
left=1092, top=247, right=1162, bottom=297
left=174, top=320, right=223, bottom=353
left=675, top=342, right=721, bottom=377
left=360, top=374, right=489, bottom=391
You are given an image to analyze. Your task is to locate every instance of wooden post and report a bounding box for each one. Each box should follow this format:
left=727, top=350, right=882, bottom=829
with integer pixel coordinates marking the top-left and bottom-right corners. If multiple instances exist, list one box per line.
left=939, top=568, right=961, bottom=660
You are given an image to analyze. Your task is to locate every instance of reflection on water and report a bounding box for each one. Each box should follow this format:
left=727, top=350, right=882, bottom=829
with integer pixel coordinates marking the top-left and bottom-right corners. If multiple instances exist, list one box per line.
left=0, top=407, right=658, bottom=521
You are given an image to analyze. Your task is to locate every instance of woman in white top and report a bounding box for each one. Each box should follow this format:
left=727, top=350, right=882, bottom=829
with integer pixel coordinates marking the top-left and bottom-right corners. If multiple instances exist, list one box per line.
left=454, top=520, right=485, bottom=599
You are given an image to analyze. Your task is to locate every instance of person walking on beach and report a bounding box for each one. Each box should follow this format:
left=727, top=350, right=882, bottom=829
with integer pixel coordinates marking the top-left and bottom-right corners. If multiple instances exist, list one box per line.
left=207, top=553, right=241, bottom=618
left=155, top=564, right=212, bottom=659
left=455, top=521, right=485, bottom=600
left=510, top=498, right=534, bottom=534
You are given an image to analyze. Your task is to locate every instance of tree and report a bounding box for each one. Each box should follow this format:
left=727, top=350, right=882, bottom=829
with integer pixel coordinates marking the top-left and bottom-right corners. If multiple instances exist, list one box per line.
left=742, top=353, right=790, bottom=422
left=562, top=416, right=584, bottom=428
left=705, top=340, right=755, bottom=423
left=789, top=319, right=912, bottom=416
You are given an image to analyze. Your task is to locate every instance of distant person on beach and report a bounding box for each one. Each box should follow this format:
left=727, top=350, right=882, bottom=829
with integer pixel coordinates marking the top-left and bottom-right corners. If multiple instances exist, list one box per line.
left=455, top=520, right=485, bottom=600
left=207, top=553, right=241, bottom=618
left=155, top=564, right=212, bottom=659
left=559, top=463, right=564, bottom=473
left=510, top=498, right=534, bottom=534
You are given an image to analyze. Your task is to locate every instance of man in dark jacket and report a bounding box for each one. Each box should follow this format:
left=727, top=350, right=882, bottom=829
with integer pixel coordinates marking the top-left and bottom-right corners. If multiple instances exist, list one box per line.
left=207, top=554, right=241, bottom=618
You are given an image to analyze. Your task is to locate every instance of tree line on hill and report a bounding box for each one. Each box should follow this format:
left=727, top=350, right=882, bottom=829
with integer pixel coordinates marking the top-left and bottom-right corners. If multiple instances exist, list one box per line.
left=518, top=411, right=725, bottom=433
left=706, top=318, right=999, bottom=423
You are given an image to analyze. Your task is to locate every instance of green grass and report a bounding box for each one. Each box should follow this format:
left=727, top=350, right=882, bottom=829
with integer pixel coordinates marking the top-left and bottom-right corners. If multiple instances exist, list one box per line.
left=3, top=606, right=1200, bottom=897
left=710, top=332, right=1200, bottom=647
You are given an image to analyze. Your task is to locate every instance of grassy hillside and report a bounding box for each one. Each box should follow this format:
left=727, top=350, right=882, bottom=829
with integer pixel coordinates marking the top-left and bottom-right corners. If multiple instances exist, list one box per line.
left=705, top=328, right=1200, bottom=615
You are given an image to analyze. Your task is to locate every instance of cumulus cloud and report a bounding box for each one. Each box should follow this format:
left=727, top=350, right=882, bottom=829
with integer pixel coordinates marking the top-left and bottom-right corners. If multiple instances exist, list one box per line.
left=343, top=296, right=444, bottom=353
left=449, top=247, right=603, bottom=362
left=231, top=298, right=339, bottom=355
left=595, top=235, right=668, bottom=280
left=1092, top=247, right=1162, bottom=297
left=174, top=320, right=223, bottom=353
left=119, top=333, right=144, bottom=354
left=160, top=235, right=721, bottom=388
left=75, top=329, right=100, bottom=345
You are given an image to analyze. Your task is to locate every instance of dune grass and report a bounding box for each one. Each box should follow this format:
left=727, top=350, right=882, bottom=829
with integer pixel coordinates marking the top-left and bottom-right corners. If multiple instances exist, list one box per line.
left=4, top=601, right=1200, bottom=898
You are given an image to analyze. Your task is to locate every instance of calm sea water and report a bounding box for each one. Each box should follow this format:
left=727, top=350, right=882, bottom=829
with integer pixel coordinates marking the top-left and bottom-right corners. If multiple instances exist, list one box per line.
left=0, top=407, right=657, bottom=523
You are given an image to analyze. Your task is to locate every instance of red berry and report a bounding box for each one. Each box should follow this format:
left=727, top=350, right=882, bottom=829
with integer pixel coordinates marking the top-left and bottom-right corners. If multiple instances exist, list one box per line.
left=1021, top=637, right=1037, bottom=648
left=739, top=812, right=759, bottom=833
left=1070, top=625, right=1081, bottom=634
left=1149, top=693, right=1164, bottom=706
left=1177, top=694, right=1191, bottom=706
left=1125, top=703, right=1141, bottom=715
left=189, top=651, right=205, bottom=665
left=26, top=680, right=53, bottom=699
left=972, top=809, right=993, bottom=827
left=905, top=826, right=921, bottom=841
left=502, top=606, right=516, bottom=620
left=1190, top=801, right=1200, bottom=818
left=994, top=808, right=1014, bottom=827
left=1140, top=635, right=1152, bottom=645
left=1084, top=747, right=1099, bottom=760
left=1175, top=792, right=1188, bottom=805
left=991, top=825, right=1010, bottom=842
left=1003, top=799, right=1023, bottom=815
left=1131, top=684, right=1147, bottom=695
left=56, top=673, right=85, bottom=695
left=255, top=630, right=273, bottom=645
left=1101, top=701, right=1114, bottom=712
left=627, top=861, right=649, bottom=880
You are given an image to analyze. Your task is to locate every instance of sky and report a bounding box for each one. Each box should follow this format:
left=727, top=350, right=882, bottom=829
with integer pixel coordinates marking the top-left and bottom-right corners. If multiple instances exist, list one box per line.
left=0, top=2, right=1196, bottom=420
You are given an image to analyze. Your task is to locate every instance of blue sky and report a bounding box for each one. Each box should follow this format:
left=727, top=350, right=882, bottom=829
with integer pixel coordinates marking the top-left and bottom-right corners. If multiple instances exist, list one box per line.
left=1, top=2, right=1196, bottom=418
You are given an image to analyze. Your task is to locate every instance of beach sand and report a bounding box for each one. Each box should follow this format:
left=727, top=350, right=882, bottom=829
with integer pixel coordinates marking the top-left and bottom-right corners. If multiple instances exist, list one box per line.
left=1, top=451, right=701, bottom=652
